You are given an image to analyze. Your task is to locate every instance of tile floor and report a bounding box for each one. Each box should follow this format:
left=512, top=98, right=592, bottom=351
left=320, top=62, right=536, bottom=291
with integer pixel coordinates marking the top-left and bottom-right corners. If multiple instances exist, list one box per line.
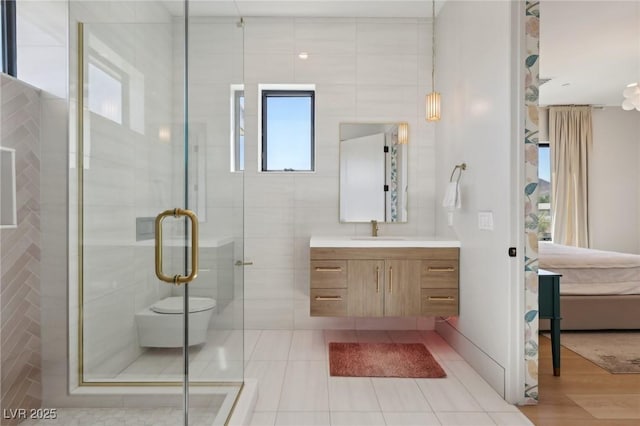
left=246, top=329, right=534, bottom=426
left=23, top=329, right=534, bottom=425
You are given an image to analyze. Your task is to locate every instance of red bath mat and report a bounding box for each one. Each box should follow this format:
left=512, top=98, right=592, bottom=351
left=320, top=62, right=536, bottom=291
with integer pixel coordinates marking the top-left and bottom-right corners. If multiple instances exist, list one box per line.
left=328, top=342, right=446, bottom=378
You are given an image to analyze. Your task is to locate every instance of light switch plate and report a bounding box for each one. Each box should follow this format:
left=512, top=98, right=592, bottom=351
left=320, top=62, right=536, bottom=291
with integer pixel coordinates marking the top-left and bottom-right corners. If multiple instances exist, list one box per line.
left=478, top=211, right=494, bottom=230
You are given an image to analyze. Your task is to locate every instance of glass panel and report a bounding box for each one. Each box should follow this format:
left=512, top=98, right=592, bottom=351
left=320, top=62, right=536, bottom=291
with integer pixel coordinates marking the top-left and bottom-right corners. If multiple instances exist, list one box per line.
left=76, top=1, right=244, bottom=424
left=185, top=10, right=245, bottom=422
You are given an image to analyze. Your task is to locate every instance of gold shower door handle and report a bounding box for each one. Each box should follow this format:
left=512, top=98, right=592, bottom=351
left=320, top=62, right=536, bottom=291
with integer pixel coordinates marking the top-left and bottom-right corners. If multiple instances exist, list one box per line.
left=155, top=208, right=199, bottom=285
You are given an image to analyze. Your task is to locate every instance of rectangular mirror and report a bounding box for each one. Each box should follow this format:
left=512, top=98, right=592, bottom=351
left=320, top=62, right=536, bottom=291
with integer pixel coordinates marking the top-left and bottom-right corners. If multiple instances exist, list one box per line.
left=339, top=122, right=408, bottom=223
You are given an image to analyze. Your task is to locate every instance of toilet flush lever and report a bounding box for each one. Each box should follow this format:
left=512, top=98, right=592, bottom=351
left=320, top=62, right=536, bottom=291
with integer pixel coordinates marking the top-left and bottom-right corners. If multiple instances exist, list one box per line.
left=155, top=208, right=199, bottom=285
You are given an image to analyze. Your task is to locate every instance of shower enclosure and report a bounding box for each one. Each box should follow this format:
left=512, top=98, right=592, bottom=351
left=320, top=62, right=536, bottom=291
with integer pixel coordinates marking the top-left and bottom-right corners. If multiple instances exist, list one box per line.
left=70, top=1, right=245, bottom=423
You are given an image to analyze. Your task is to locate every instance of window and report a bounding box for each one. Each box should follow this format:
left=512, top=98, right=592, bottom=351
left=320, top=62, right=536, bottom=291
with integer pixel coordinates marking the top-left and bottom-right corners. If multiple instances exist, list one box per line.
left=1, top=0, right=17, bottom=76
left=260, top=88, right=315, bottom=172
left=538, top=143, right=552, bottom=241
left=88, top=61, right=123, bottom=124
left=231, top=86, right=244, bottom=172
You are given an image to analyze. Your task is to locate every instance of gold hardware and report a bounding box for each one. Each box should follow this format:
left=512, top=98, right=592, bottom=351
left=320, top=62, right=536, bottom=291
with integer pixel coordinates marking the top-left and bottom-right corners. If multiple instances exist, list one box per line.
left=389, top=266, right=393, bottom=294
left=449, top=163, right=467, bottom=183
left=235, top=260, right=254, bottom=266
left=371, top=219, right=379, bottom=237
left=428, top=296, right=455, bottom=301
left=314, top=296, right=343, bottom=301
left=428, top=267, right=455, bottom=272
left=375, top=266, right=380, bottom=293
left=155, top=208, right=199, bottom=285
left=315, top=267, right=342, bottom=272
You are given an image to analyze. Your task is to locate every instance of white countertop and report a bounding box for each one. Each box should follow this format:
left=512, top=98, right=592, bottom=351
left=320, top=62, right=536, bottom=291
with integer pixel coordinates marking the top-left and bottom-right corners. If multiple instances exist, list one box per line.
left=310, top=236, right=461, bottom=248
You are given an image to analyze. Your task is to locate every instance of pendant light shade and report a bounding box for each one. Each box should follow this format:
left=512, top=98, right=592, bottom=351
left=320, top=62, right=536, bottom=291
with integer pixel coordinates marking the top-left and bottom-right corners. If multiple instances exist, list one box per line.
left=426, top=0, right=441, bottom=122
left=426, top=92, right=441, bottom=121
left=398, top=122, right=409, bottom=144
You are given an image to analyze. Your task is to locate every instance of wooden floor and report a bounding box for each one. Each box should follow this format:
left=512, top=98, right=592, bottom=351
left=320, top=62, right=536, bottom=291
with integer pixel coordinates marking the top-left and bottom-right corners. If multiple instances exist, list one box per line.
left=519, top=335, right=640, bottom=425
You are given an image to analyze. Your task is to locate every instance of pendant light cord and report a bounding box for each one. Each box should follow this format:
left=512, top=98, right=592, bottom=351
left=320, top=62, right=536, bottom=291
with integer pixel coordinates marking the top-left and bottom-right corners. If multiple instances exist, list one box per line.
left=431, top=0, right=436, bottom=92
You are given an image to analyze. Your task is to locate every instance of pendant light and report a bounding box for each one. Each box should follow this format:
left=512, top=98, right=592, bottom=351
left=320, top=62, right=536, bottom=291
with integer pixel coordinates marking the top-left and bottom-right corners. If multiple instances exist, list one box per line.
left=426, top=0, right=441, bottom=121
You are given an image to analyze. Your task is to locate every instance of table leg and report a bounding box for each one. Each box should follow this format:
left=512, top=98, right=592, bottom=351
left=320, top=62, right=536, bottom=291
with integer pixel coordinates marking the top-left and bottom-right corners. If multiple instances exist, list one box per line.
left=550, top=318, right=561, bottom=376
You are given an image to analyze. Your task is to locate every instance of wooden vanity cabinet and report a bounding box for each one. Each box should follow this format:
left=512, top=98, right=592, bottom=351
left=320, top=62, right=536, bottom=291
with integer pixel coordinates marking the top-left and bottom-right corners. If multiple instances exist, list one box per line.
left=310, top=247, right=459, bottom=317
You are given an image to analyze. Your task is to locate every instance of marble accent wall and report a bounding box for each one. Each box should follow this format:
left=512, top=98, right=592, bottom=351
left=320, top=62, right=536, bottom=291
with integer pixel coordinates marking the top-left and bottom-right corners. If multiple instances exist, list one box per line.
left=0, top=75, right=42, bottom=424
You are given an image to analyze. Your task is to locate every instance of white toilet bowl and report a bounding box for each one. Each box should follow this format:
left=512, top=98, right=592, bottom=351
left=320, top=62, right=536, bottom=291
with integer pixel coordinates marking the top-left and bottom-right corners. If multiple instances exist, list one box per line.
left=135, top=296, right=216, bottom=348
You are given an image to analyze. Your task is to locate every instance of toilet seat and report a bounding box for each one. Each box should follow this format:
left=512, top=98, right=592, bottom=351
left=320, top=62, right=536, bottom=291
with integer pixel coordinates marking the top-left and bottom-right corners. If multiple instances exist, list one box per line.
left=150, top=296, right=216, bottom=314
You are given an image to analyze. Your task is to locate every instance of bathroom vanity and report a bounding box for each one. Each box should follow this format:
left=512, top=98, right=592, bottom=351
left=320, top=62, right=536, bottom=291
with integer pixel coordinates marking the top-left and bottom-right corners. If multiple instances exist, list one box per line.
left=309, top=237, right=460, bottom=317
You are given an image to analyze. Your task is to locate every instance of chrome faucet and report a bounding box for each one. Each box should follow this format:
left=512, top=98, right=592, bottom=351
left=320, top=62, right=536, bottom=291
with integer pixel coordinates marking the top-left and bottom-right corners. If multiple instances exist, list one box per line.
left=371, top=220, right=379, bottom=237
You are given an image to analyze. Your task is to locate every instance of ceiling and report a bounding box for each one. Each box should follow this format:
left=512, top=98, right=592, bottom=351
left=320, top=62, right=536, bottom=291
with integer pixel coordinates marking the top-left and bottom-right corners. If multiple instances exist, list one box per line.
left=540, top=0, right=640, bottom=106
left=162, top=0, right=640, bottom=106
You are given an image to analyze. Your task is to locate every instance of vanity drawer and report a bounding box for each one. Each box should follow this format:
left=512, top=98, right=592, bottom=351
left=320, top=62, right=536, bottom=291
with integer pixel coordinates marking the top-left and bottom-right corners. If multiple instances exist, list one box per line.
left=421, top=260, right=458, bottom=289
left=421, top=289, right=459, bottom=316
left=310, top=260, right=347, bottom=288
left=310, top=289, right=348, bottom=316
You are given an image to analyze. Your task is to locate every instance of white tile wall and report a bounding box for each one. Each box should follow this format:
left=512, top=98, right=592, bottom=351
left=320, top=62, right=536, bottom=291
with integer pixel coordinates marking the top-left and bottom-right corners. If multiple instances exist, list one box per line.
left=27, top=8, right=443, bottom=410
left=185, top=15, right=437, bottom=333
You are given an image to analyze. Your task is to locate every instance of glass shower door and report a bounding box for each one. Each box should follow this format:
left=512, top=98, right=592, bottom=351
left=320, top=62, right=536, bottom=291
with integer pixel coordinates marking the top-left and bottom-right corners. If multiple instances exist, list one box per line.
left=76, top=1, right=244, bottom=424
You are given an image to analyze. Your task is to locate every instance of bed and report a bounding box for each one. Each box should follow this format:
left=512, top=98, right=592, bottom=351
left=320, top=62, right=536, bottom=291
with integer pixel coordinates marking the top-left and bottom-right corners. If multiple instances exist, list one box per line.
left=538, top=241, right=640, bottom=330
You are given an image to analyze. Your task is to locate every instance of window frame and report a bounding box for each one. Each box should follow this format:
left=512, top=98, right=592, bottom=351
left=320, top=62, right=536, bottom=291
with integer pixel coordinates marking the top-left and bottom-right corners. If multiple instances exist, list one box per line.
left=259, top=86, right=316, bottom=173
left=1, top=0, right=17, bottom=76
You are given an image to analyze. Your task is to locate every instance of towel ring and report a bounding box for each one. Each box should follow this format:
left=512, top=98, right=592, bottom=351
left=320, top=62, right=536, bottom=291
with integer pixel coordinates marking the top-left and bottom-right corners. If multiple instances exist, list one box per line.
left=449, top=163, right=467, bottom=183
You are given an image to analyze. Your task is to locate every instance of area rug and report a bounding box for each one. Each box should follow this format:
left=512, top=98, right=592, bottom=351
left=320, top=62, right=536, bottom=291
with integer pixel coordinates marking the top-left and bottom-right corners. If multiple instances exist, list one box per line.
left=328, top=342, right=446, bottom=378
left=552, top=331, right=640, bottom=374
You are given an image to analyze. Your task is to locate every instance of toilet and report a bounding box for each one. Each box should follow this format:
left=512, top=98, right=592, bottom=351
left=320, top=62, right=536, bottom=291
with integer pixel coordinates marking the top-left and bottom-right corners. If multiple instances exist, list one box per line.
left=135, top=296, right=216, bottom=348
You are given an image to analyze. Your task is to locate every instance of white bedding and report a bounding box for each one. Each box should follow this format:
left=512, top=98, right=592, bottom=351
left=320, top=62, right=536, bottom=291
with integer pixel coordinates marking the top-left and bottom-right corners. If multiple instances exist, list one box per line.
left=538, top=242, right=640, bottom=295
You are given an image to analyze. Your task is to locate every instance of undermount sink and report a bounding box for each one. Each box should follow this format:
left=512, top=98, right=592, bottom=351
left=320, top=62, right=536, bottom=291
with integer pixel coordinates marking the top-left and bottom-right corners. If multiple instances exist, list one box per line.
left=351, top=236, right=408, bottom=240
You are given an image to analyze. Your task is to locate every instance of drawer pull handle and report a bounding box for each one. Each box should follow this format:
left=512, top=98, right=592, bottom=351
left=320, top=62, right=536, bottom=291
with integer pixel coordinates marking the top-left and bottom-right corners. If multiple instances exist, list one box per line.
left=428, top=267, right=455, bottom=272
left=315, top=267, right=343, bottom=272
left=314, top=296, right=343, bottom=301
left=427, top=296, right=455, bottom=301
left=376, top=266, right=380, bottom=293
left=389, top=266, right=393, bottom=294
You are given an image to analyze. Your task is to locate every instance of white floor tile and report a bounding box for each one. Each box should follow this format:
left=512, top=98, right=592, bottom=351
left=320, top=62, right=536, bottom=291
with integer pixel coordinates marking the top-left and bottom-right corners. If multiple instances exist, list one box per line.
left=245, top=330, right=262, bottom=360
left=371, top=378, right=432, bottom=412
left=356, top=330, right=392, bottom=343
left=324, top=329, right=358, bottom=344
left=416, top=377, right=482, bottom=412
left=383, top=412, right=442, bottom=426
left=421, top=331, right=463, bottom=361
left=278, top=361, right=329, bottom=411
left=328, top=377, right=380, bottom=411
left=447, top=361, right=519, bottom=412
left=488, top=411, right=535, bottom=425
left=435, top=412, right=496, bottom=426
left=246, top=329, right=525, bottom=426
left=330, top=411, right=386, bottom=426
left=288, top=330, right=327, bottom=361
left=386, top=330, right=424, bottom=343
left=251, top=330, right=293, bottom=361
left=245, top=361, right=287, bottom=411
left=274, top=411, right=330, bottom=426
left=249, top=411, right=276, bottom=426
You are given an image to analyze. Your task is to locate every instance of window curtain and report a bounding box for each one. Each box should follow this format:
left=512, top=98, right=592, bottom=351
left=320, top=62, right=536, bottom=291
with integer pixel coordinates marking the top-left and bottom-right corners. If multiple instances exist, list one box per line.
left=549, top=106, right=592, bottom=247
